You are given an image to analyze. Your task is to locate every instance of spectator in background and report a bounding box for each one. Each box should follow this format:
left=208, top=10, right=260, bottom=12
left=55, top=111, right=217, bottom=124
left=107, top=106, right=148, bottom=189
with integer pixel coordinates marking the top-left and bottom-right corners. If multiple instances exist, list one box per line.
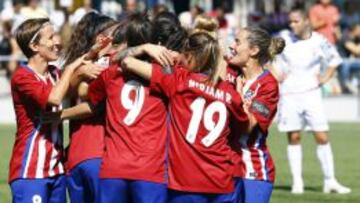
left=150, top=4, right=169, bottom=19
left=0, top=0, right=25, bottom=33
left=179, top=5, right=203, bottom=28
left=309, top=0, right=340, bottom=44
left=117, top=0, right=139, bottom=21
left=20, top=0, right=48, bottom=19
left=70, top=0, right=96, bottom=26
left=266, top=0, right=289, bottom=34
left=339, top=0, right=360, bottom=32
left=0, top=20, right=21, bottom=78
left=209, top=6, right=228, bottom=29
left=146, top=0, right=159, bottom=9
left=339, top=24, right=360, bottom=94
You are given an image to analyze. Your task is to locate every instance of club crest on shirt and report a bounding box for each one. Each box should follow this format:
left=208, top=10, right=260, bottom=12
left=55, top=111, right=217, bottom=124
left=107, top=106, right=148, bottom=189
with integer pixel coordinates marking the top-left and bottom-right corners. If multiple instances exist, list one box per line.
left=244, top=83, right=261, bottom=100
left=244, top=90, right=255, bottom=100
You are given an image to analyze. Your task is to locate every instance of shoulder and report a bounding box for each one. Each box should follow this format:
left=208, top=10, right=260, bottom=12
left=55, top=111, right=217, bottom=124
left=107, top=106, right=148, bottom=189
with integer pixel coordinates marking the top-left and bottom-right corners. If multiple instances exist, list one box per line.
left=278, top=29, right=298, bottom=44
left=312, top=32, right=335, bottom=48
left=11, top=66, right=32, bottom=84
left=259, top=71, right=279, bottom=92
left=311, top=32, right=329, bottom=44
left=312, top=31, right=327, bottom=41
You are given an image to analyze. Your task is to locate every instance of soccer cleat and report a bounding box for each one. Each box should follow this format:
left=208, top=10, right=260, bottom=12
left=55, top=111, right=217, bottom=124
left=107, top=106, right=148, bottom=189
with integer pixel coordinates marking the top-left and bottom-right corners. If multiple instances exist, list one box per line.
left=291, top=181, right=304, bottom=194
left=323, top=179, right=351, bottom=194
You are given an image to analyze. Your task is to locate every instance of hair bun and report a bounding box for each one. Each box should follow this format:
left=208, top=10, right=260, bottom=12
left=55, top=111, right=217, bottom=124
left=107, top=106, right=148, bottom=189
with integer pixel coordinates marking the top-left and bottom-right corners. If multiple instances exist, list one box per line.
left=193, top=15, right=218, bottom=38
left=269, top=37, right=286, bottom=56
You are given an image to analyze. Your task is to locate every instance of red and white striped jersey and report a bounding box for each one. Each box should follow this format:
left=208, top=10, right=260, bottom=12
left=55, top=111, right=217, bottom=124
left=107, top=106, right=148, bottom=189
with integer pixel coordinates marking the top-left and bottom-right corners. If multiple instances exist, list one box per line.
left=9, top=65, right=64, bottom=183
left=230, top=70, right=279, bottom=183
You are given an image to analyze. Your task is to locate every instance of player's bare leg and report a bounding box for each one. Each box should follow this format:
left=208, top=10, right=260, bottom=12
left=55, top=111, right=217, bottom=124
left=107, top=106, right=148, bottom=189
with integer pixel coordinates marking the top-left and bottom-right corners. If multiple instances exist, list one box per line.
left=287, top=131, right=304, bottom=194
left=313, top=131, right=351, bottom=194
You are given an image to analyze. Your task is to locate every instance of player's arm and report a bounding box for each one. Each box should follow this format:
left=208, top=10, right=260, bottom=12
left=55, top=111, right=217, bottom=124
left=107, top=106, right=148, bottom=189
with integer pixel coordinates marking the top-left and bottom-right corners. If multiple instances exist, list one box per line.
left=121, top=45, right=173, bottom=79
left=319, top=65, right=338, bottom=85
left=47, top=56, right=87, bottom=105
left=68, top=38, right=112, bottom=97
left=68, top=64, right=103, bottom=96
left=242, top=106, right=258, bottom=133
left=39, top=102, right=95, bottom=123
left=121, top=57, right=153, bottom=80
left=319, top=37, right=343, bottom=85
left=60, top=68, right=110, bottom=120
left=234, top=77, right=257, bottom=132
left=77, top=82, right=89, bottom=100
left=61, top=102, right=94, bottom=120
left=113, top=43, right=173, bottom=67
left=241, top=81, right=279, bottom=133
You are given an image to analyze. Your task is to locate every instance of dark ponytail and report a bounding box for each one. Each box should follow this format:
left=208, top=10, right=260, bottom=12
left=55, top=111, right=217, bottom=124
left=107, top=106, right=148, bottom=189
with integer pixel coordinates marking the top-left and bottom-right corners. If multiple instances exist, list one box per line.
left=151, top=12, right=188, bottom=52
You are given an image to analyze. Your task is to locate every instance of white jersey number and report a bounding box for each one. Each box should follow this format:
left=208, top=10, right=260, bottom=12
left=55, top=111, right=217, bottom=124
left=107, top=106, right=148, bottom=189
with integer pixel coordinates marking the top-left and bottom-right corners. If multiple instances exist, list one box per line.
left=185, top=97, right=227, bottom=147
left=120, top=80, right=145, bottom=125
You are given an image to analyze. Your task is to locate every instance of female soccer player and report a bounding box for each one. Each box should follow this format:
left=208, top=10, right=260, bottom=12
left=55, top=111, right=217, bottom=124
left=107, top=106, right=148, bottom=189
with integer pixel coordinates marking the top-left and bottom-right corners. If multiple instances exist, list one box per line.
left=227, top=26, right=285, bottom=203
left=9, top=18, right=88, bottom=203
left=272, top=7, right=351, bottom=194
left=62, top=12, right=118, bottom=203
left=120, top=32, right=248, bottom=203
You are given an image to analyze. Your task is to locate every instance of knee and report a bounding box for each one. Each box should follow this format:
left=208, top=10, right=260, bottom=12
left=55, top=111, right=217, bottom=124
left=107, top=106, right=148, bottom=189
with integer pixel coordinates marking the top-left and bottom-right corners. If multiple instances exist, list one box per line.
left=314, top=132, right=329, bottom=145
left=288, top=132, right=301, bottom=145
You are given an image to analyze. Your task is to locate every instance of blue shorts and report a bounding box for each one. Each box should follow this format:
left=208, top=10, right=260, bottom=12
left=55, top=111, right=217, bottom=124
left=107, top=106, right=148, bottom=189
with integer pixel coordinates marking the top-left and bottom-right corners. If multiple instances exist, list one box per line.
left=232, top=178, right=273, bottom=203
left=67, top=158, right=102, bottom=203
left=10, top=175, right=66, bottom=203
left=98, top=178, right=167, bottom=203
left=168, top=189, right=235, bottom=203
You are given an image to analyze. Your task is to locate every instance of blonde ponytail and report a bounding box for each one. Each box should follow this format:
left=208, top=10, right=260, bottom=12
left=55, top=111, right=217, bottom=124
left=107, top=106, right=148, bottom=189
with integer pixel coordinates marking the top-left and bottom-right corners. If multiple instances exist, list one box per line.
left=269, top=37, right=286, bottom=61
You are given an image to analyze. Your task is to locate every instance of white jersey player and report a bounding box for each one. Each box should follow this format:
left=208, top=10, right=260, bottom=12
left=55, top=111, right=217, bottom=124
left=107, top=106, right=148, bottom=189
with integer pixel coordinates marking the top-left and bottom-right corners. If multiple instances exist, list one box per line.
left=272, top=7, right=351, bottom=194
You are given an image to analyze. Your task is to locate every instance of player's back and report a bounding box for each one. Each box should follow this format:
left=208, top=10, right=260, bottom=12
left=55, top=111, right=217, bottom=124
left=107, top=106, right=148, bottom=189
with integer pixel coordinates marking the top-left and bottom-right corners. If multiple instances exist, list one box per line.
left=88, top=65, right=168, bottom=183
left=150, top=64, right=247, bottom=193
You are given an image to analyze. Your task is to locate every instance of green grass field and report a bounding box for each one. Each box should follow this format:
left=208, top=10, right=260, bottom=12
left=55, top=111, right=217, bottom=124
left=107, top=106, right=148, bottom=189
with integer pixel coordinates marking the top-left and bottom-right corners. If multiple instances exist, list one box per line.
left=1, top=123, right=359, bottom=202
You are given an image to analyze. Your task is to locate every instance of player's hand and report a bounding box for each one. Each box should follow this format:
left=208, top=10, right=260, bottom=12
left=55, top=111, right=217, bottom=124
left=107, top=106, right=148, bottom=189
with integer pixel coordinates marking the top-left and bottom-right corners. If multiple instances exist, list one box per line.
left=318, top=74, right=326, bottom=87
left=66, top=54, right=91, bottom=71
left=78, top=63, right=104, bottom=80
left=143, top=44, right=174, bottom=67
left=85, top=36, right=113, bottom=60
left=243, top=99, right=252, bottom=115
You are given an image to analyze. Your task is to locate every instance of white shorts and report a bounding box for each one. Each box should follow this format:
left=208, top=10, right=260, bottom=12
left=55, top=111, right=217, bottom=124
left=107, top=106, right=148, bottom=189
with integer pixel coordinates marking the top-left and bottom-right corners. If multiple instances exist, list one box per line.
left=277, top=89, right=329, bottom=132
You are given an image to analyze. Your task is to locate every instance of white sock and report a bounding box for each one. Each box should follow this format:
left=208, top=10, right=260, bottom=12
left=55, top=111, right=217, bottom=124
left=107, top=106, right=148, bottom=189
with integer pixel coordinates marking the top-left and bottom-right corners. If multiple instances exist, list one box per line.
left=316, top=143, right=335, bottom=181
left=287, top=144, right=303, bottom=185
